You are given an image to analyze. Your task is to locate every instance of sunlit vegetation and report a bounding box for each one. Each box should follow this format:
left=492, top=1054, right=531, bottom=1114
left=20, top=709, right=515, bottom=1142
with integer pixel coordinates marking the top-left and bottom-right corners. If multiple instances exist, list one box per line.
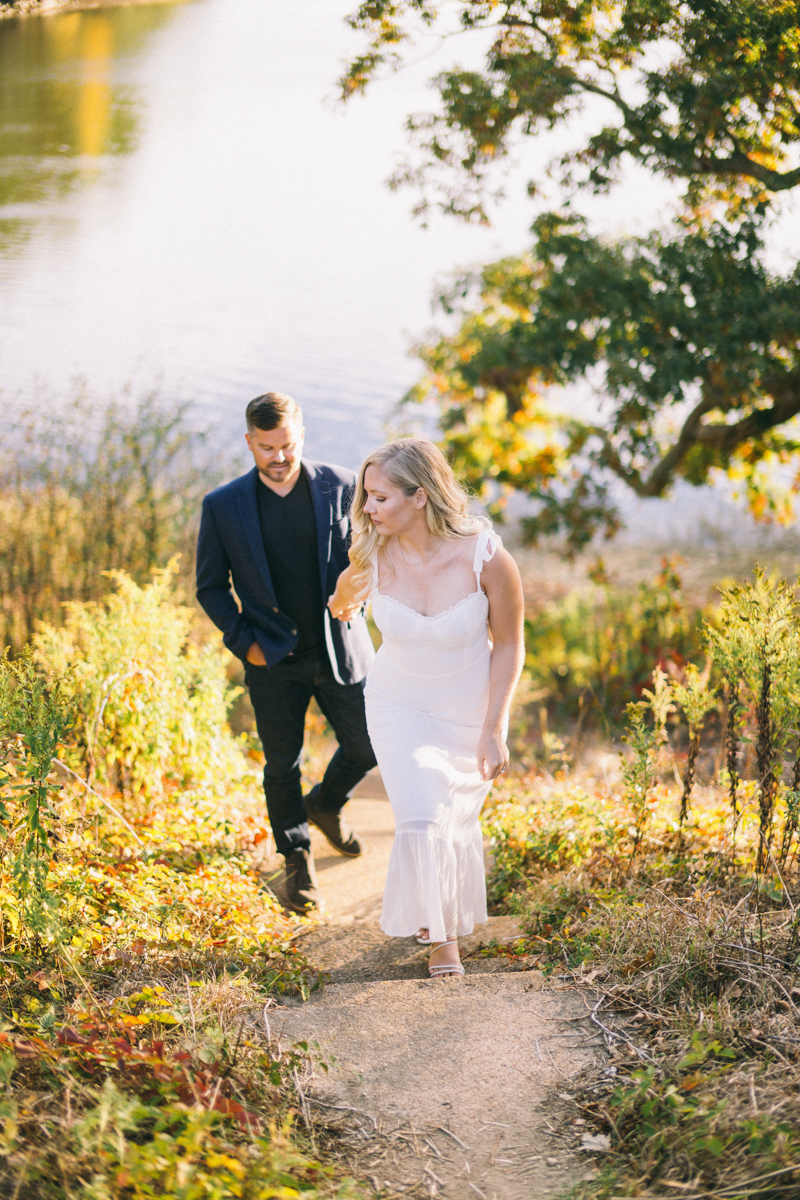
left=0, top=566, right=362, bottom=1199
left=485, top=569, right=800, bottom=1198
left=518, top=557, right=708, bottom=735
left=3, top=391, right=800, bottom=1197
left=0, top=394, right=228, bottom=652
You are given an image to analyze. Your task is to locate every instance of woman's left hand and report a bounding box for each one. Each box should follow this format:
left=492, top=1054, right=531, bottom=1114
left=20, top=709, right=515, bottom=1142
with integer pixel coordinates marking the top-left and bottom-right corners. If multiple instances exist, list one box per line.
left=477, top=730, right=510, bottom=781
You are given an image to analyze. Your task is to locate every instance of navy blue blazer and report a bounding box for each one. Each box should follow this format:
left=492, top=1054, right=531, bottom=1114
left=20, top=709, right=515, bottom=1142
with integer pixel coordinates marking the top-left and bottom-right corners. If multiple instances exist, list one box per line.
left=196, top=461, right=375, bottom=683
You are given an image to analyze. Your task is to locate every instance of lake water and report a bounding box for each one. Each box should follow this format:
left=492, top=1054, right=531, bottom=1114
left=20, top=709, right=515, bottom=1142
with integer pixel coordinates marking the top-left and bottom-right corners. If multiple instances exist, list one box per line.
left=2, top=0, right=797, bottom=548
left=0, top=0, right=543, bottom=464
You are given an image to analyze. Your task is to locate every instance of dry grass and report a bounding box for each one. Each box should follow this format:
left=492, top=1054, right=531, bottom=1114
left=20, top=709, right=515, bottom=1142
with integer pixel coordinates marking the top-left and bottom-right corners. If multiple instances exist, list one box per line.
left=483, top=770, right=800, bottom=1199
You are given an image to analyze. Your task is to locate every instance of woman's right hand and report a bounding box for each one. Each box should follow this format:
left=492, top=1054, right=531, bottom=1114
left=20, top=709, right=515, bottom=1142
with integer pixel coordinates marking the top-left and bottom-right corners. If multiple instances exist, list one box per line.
left=329, top=564, right=370, bottom=621
left=328, top=597, right=363, bottom=621
left=477, top=729, right=510, bottom=781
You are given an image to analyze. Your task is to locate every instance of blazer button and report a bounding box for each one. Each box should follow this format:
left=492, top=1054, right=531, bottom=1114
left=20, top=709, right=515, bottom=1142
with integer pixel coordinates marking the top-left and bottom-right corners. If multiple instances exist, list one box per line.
left=291, top=628, right=297, bottom=635
left=272, top=606, right=278, bottom=613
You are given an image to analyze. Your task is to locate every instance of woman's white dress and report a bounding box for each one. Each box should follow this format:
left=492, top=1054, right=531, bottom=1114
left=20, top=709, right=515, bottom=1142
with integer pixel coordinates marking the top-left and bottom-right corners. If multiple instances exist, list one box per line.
left=364, top=528, right=501, bottom=944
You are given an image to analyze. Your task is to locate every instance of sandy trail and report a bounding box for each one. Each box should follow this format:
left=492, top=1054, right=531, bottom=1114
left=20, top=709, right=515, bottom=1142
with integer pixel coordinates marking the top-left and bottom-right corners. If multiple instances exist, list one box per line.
left=257, top=773, right=601, bottom=1199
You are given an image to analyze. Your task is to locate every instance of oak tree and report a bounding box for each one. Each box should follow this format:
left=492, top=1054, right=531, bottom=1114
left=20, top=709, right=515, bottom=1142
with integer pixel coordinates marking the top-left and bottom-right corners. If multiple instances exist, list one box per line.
left=344, top=1, right=800, bottom=545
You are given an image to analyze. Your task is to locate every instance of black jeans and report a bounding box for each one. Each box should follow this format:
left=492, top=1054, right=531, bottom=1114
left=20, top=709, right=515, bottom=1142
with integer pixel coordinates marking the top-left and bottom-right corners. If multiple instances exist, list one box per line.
left=245, top=653, right=376, bottom=857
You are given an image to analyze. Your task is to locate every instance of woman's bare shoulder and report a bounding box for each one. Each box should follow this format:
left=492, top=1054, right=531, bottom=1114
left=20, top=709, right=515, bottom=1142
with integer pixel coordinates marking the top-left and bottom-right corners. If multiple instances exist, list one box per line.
left=481, top=541, right=521, bottom=585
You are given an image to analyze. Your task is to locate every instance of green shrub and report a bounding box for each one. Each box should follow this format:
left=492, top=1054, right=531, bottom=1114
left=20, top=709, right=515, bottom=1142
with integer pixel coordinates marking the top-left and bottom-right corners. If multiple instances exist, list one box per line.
left=34, top=561, right=246, bottom=812
left=524, top=558, right=707, bottom=728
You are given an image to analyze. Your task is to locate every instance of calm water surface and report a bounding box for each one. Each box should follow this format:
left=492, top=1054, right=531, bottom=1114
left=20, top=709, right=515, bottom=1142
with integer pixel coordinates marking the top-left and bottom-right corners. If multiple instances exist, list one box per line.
left=0, top=0, right=536, bottom=463
left=5, top=0, right=796, bottom=544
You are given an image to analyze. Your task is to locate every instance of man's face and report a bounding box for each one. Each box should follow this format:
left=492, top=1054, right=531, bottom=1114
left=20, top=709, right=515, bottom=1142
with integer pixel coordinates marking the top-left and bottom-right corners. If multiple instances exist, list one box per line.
left=245, top=421, right=305, bottom=486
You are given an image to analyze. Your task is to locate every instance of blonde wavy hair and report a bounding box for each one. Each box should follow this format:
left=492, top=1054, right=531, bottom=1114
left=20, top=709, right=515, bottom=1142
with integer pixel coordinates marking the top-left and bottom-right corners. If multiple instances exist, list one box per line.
left=349, top=438, right=487, bottom=577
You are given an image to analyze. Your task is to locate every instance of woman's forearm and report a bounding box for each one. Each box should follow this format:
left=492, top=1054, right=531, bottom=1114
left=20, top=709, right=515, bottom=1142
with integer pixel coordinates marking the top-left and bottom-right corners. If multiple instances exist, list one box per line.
left=483, top=641, right=525, bottom=735
left=329, top=564, right=370, bottom=619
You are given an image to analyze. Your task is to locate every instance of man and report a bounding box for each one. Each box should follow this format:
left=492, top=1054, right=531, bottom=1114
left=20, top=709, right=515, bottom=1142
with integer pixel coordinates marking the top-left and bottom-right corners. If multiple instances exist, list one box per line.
left=196, top=392, right=376, bottom=912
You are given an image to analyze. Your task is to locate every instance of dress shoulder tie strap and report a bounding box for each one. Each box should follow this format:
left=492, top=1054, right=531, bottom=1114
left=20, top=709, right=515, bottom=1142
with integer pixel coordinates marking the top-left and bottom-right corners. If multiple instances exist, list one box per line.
left=473, top=528, right=501, bottom=587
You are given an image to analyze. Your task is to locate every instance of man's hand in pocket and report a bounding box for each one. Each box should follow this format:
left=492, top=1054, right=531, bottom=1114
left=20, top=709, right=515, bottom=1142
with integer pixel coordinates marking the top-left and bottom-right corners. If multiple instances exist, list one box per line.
left=246, top=642, right=267, bottom=666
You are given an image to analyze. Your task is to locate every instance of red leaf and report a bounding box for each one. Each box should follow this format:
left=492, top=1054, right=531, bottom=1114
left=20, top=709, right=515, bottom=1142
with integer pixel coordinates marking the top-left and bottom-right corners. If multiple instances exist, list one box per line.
left=211, top=1096, right=244, bottom=1116
left=9, top=1039, right=39, bottom=1058
left=236, top=1110, right=263, bottom=1133
left=57, top=1027, right=90, bottom=1046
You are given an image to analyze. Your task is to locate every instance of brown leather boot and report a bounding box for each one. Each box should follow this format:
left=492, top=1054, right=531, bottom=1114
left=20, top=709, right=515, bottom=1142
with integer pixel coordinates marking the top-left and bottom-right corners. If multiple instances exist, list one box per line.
left=284, top=848, right=324, bottom=913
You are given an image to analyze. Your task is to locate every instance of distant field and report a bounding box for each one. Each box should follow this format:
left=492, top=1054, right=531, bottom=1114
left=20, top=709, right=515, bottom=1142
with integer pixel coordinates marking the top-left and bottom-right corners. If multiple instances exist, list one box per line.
left=511, top=526, right=800, bottom=609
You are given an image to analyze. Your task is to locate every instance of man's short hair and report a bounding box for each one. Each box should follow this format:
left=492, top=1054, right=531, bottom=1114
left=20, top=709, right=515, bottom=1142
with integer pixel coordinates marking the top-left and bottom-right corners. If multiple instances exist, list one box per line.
left=246, top=392, right=303, bottom=431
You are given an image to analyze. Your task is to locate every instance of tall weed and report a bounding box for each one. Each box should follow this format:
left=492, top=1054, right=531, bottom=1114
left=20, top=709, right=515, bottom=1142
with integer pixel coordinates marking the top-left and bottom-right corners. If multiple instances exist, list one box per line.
left=0, top=647, right=76, bottom=854
left=0, top=649, right=78, bottom=952
left=34, top=561, right=246, bottom=813
left=0, top=392, right=231, bottom=651
left=672, top=664, right=717, bottom=825
left=621, top=668, right=674, bottom=863
left=707, top=571, right=800, bottom=869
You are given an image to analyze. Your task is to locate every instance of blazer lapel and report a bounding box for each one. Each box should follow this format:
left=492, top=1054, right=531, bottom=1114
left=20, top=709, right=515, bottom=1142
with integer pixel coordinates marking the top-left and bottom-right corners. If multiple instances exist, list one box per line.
left=304, top=461, right=333, bottom=597
left=237, top=467, right=276, bottom=600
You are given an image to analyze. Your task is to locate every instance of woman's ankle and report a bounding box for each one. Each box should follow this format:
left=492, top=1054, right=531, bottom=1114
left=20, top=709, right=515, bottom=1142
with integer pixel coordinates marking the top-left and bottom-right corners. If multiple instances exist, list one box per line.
left=430, top=939, right=460, bottom=958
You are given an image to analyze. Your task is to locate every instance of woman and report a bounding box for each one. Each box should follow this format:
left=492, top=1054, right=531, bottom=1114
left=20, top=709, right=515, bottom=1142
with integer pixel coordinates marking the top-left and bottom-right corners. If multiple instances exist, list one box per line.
left=329, top=440, right=524, bottom=978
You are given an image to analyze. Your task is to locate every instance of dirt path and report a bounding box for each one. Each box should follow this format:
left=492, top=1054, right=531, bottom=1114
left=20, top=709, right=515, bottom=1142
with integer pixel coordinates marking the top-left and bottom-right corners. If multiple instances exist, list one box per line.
left=258, top=774, right=602, bottom=1199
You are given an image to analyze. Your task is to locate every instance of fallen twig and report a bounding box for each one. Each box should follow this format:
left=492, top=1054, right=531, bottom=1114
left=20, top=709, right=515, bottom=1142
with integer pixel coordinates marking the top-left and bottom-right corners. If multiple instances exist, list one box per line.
left=291, top=1066, right=311, bottom=1130
left=436, top=1127, right=470, bottom=1150
left=305, top=1097, right=378, bottom=1130
left=588, top=997, right=655, bottom=1062
left=423, top=1164, right=445, bottom=1187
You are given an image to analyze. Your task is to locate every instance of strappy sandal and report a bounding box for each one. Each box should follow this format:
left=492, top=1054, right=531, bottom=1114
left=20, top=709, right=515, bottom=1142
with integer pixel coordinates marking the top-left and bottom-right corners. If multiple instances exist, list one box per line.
left=416, top=928, right=433, bottom=945
left=428, top=940, right=465, bottom=978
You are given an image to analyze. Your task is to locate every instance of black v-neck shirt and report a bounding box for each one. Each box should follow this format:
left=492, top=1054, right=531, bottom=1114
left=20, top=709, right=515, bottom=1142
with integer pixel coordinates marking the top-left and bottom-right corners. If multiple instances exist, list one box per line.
left=256, top=468, right=325, bottom=661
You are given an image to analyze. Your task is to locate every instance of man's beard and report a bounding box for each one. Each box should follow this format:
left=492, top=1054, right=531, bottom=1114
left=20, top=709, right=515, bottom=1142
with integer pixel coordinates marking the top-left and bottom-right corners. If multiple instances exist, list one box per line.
left=262, top=462, right=294, bottom=480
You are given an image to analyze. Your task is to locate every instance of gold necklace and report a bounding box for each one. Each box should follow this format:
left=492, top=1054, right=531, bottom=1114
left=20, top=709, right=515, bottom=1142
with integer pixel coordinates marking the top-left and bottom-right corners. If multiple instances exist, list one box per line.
left=395, top=537, right=445, bottom=568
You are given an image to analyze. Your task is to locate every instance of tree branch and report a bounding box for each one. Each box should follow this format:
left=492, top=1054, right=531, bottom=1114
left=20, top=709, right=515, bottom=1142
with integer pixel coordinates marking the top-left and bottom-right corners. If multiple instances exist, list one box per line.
left=585, top=387, right=721, bottom=497
left=577, top=76, right=635, bottom=120
left=694, top=371, right=800, bottom=450
left=693, top=149, right=800, bottom=193
left=587, top=369, right=800, bottom=497
left=568, top=78, right=800, bottom=193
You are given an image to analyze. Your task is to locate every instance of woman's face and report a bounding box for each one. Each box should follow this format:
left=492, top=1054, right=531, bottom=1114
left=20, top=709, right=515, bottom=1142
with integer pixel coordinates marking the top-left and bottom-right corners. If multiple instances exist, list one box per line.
left=362, top=464, right=426, bottom=536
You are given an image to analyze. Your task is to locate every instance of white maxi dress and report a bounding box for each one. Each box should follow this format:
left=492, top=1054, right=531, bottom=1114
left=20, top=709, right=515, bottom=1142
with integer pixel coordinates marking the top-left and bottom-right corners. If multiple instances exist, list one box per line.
left=364, top=528, right=501, bottom=944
